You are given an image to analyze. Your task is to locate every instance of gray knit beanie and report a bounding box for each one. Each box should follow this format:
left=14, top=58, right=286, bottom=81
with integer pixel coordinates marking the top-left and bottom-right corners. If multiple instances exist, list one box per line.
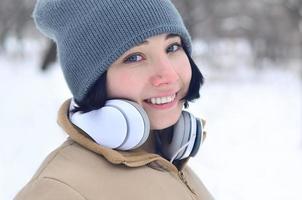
left=33, top=0, right=192, bottom=102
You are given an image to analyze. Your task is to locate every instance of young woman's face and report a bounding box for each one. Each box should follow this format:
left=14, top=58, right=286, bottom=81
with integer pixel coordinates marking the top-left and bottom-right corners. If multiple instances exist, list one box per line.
left=106, top=33, right=192, bottom=130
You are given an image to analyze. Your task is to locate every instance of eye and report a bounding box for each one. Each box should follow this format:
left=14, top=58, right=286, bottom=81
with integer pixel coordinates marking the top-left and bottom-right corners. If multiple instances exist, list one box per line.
left=166, top=43, right=182, bottom=53
left=123, top=53, right=144, bottom=63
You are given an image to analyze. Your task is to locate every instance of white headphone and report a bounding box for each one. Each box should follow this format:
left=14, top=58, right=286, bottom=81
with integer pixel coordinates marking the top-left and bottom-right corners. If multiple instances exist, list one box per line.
left=69, top=99, right=203, bottom=161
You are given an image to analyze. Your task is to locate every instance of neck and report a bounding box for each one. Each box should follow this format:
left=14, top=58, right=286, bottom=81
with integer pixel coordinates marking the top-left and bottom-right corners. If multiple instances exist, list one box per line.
left=136, top=131, right=157, bottom=154
left=138, top=126, right=174, bottom=154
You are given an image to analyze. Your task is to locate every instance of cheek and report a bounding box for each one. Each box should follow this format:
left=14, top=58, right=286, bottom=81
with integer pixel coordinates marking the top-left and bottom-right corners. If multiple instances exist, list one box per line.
left=174, top=54, right=192, bottom=87
left=183, top=63, right=192, bottom=85
left=107, top=71, right=129, bottom=98
left=106, top=68, right=145, bottom=99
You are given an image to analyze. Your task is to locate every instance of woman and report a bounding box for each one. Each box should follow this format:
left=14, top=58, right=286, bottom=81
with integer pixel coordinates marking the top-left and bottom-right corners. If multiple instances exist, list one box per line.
left=15, top=0, right=214, bottom=199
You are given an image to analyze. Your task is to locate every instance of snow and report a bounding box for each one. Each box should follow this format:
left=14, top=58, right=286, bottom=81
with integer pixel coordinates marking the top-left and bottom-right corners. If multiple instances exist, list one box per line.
left=1, top=39, right=301, bottom=200
left=188, top=69, right=302, bottom=200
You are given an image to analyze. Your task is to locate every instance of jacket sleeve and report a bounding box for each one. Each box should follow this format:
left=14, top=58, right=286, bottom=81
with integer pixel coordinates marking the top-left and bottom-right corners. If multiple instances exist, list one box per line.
left=14, top=177, right=86, bottom=200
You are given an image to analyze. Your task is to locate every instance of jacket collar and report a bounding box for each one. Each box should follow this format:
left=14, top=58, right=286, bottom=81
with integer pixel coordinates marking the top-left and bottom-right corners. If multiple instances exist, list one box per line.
left=57, top=99, right=190, bottom=172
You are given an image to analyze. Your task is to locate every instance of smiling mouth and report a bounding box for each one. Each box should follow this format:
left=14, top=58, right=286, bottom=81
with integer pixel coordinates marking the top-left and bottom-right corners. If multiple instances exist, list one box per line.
left=145, top=93, right=177, bottom=105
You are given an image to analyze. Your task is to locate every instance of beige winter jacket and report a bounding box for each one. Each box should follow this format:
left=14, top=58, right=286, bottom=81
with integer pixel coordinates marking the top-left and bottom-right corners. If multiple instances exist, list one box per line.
left=14, top=100, right=214, bottom=200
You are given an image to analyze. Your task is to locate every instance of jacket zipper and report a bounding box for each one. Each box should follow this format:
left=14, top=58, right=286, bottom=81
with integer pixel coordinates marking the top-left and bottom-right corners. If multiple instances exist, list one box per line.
left=178, top=170, right=197, bottom=196
left=149, top=159, right=197, bottom=197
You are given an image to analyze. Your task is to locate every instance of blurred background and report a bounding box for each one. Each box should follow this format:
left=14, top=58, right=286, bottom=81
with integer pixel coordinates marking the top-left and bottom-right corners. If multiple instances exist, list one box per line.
left=0, top=0, right=301, bottom=199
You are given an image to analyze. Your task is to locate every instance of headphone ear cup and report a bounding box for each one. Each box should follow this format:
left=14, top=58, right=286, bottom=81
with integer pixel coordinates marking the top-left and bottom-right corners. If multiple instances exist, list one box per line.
left=123, top=100, right=150, bottom=149
left=190, top=118, right=203, bottom=157
left=160, top=112, right=186, bottom=160
left=160, top=111, right=201, bottom=161
left=70, top=104, right=128, bottom=149
left=174, top=111, right=192, bottom=160
left=179, top=112, right=197, bottom=159
left=70, top=99, right=150, bottom=150
left=106, top=100, right=150, bottom=150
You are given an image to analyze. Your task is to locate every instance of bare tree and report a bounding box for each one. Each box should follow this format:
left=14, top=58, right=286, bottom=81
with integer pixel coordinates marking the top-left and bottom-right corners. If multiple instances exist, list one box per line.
left=0, top=0, right=35, bottom=48
left=1, top=0, right=301, bottom=71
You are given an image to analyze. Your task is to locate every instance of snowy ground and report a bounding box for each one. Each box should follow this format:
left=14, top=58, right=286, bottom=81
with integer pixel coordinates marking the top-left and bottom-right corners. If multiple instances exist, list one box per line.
left=0, top=39, right=301, bottom=200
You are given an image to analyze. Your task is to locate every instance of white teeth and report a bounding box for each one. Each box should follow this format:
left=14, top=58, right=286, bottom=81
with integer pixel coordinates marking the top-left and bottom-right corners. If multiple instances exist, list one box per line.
left=149, top=94, right=176, bottom=105
left=156, top=98, right=161, bottom=104
left=151, top=98, right=156, bottom=104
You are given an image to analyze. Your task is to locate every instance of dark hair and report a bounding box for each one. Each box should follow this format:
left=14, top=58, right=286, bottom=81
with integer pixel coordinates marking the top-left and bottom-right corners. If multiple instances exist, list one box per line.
left=72, top=50, right=204, bottom=113
left=182, top=47, right=204, bottom=108
left=72, top=71, right=108, bottom=113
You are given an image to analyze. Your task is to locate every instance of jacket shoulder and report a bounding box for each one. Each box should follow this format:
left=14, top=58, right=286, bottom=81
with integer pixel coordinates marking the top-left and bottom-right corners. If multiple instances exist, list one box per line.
left=14, top=177, right=86, bottom=200
left=14, top=139, right=111, bottom=199
left=39, top=139, right=116, bottom=180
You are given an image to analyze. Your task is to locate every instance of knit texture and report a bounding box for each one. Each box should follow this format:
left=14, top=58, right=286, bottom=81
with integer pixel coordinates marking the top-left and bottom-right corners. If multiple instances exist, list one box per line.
left=33, top=0, right=192, bottom=102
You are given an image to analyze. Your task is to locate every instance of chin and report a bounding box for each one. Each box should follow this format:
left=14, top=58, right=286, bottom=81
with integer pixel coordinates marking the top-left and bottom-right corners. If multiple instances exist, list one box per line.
left=149, top=110, right=182, bottom=130
left=150, top=120, right=176, bottom=130
left=148, top=100, right=185, bottom=130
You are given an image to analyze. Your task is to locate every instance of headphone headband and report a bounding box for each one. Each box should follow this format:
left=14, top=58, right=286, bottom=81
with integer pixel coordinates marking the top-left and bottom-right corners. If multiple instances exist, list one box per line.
left=69, top=99, right=203, bottom=161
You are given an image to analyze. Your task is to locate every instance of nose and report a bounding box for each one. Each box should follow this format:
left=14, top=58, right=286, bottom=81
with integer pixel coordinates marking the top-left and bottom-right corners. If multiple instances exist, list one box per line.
left=149, top=55, right=179, bottom=87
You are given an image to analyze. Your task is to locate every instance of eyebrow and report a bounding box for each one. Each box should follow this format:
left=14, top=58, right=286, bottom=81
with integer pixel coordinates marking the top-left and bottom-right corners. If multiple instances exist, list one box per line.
left=137, top=33, right=179, bottom=46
